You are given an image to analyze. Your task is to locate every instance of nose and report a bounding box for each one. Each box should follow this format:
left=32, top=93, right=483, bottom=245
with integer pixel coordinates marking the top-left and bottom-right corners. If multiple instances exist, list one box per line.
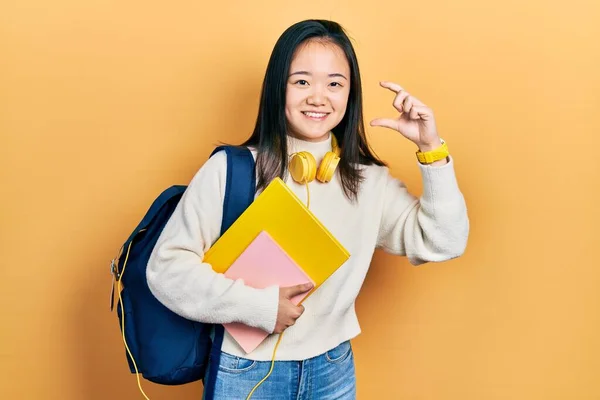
left=307, top=86, right=326, bottom=106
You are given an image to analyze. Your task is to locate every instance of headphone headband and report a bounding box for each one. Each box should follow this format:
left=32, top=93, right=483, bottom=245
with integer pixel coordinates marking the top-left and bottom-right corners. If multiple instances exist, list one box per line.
left=330, top=134, right=340, bottom=156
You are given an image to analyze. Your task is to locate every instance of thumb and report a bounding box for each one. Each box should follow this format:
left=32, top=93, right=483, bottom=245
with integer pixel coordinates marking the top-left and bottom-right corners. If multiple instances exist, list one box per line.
left=283, top=282, right=314, bottom=298
left=370, top=118, right=398, bottom=131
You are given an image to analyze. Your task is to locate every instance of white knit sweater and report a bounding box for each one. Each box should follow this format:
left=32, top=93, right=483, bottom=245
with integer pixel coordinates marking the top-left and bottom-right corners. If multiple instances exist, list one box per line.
left=146, top=134, right=469, bottom=361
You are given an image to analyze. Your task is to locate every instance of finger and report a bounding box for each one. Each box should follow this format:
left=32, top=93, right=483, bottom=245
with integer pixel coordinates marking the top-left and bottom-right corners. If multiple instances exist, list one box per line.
left=403, top=96, right=414, bottom=115
left=379, top=81, right=405, bottom=94
left=409, top=105, right=420, bottom=120
left=410, top=96, right=426, bottom=107
left=370, top=118, right=398, bottom=130
left=284, top=282, right=314, bottom=298
left=411, top=105, right=432, bottom=120
left=381, top=81, right=428, bottom=107
left=393, top=91, right=410, bottom=113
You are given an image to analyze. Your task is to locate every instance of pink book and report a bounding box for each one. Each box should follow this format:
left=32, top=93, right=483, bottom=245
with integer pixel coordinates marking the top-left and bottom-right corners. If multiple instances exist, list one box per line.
left=222, top=230, right=314, bottom=353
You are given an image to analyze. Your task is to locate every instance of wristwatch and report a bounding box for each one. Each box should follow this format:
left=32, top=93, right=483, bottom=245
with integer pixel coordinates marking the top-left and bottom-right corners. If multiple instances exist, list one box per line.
left=416, top=139, right=449, bottom=164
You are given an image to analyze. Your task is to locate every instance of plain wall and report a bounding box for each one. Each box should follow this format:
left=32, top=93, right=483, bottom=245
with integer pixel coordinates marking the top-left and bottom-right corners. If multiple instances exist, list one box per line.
left=2, top=0, right=599, bottom=398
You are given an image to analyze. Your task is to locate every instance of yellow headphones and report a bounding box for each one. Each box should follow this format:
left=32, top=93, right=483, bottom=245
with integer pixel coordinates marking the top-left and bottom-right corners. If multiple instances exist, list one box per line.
left=289, top=134, right=341, bottom=184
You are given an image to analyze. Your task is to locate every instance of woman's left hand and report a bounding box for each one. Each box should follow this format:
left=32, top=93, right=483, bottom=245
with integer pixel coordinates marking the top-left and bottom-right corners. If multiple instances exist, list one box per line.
left=370, top=81, right=442, bottom=152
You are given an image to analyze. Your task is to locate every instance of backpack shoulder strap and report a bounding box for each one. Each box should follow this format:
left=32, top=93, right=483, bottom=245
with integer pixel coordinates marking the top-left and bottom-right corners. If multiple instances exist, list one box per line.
left=203, top=145, right=256, bottom=399
left=122, top=185, right=187, bottom=246
left=210, top=145, right=256, bottom=234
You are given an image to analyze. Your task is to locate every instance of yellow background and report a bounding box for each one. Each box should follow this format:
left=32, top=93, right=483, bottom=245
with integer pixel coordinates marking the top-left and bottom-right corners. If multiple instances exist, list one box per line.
left=2, top=0, right=599, bottom=399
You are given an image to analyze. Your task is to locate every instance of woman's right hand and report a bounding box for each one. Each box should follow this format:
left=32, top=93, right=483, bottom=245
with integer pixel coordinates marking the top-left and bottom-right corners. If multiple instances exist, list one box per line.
left=273, top=283, right=313, bottom=334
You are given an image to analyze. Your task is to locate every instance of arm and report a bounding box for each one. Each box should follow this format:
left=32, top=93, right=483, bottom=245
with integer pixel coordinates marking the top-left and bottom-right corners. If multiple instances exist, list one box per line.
left=376, top=157, right=469, bottom=265
left=146, top=151, right=279, bottom=333
left=370, top=81, right=469, bottom=264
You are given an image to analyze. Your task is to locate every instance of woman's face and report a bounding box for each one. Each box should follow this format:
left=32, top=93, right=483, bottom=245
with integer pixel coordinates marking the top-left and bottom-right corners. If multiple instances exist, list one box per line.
left=285, top=40, right=351, bottom=143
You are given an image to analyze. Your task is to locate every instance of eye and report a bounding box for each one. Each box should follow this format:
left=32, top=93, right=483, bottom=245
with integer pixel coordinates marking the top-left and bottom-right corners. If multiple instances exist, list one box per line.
left=330, top=82, right=343, bottom=87
left=294, top=79, right=309, bottom=86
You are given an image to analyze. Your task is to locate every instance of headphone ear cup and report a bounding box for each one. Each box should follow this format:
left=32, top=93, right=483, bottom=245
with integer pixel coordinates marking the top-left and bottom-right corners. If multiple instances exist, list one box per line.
left=289, top=151, right=317, bottom=184
left=316, top=151, right=340, bottom=183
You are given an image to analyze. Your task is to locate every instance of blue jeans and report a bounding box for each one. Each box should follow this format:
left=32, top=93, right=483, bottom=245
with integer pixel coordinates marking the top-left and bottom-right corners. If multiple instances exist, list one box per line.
left=204, top=340, right=356, bottom=399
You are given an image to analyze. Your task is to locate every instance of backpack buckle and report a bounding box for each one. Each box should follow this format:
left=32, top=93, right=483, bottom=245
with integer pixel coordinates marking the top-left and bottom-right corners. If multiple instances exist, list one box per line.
left=110, top=258, right=121, bottom=281
left=109, top=257, right=124, bottom=312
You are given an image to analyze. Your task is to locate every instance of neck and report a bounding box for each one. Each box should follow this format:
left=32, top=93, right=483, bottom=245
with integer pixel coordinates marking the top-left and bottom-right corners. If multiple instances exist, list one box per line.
left=286, top=133, right=333, bottom=160
left=287, top=131, right=330, bottom=143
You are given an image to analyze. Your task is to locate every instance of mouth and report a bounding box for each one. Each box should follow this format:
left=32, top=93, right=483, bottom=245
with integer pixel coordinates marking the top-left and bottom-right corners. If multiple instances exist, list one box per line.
left=302, top=111, right=330, bottom=121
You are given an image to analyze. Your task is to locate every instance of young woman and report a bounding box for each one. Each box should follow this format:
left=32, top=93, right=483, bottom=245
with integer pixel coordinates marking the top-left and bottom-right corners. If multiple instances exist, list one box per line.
left=147, top=19, right=469, bottom=399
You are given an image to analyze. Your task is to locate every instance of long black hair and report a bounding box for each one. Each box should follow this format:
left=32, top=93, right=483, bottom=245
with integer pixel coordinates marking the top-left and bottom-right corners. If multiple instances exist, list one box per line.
left=242, top=19, right=385, bottom=201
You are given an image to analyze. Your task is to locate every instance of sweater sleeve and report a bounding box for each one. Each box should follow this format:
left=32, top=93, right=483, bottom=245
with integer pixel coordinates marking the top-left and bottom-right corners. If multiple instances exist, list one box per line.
left=146, top=151, right=279, bottom=333
left=376, top=157, right=470, bottom=265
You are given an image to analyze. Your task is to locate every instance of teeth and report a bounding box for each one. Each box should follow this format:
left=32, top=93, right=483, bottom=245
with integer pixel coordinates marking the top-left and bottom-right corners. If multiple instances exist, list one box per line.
left=303, top=112, right=327, bottom=118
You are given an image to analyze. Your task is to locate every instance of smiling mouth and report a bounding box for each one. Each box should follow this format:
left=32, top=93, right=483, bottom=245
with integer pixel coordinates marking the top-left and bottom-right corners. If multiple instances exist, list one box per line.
left=302, top=111, right=330, bottom=120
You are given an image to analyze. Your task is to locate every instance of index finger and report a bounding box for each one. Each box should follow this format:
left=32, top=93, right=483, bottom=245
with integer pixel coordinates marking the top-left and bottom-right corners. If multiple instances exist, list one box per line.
left=379, top=81, right=405, bottom=93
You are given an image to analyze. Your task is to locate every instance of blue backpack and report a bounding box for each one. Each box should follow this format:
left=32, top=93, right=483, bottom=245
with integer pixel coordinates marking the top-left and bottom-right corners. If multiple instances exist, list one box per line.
left=110, top=145, right=256, bottom=396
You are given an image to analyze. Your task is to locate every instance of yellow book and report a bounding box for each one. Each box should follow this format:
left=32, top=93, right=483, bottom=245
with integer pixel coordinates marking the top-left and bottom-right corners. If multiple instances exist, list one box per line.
left=204, top=177, right=350, bottom=290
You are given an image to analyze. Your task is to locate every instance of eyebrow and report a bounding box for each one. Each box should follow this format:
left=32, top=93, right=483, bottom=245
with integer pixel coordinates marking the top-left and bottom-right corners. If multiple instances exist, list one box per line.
left=289, top=71, right=348, bottom=80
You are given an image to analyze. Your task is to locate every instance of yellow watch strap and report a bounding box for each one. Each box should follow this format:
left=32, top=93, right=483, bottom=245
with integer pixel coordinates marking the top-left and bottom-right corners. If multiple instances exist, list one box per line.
left=415, top=139, right=449, bottom=164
